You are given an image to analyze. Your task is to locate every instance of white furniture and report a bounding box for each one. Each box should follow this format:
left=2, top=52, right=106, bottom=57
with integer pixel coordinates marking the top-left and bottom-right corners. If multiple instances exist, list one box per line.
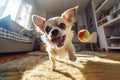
left=85, top=32, right=97, bottom=51
left=92, top=0, right=120, bottom=51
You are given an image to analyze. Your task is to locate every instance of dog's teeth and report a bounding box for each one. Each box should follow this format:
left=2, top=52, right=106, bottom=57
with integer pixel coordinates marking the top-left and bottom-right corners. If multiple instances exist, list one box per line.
left=52, top=35, right=66, bottom=47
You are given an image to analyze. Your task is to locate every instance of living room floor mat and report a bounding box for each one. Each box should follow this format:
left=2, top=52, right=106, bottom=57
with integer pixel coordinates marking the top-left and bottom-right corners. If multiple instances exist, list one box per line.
left=0, top=51, right=120, bottom=80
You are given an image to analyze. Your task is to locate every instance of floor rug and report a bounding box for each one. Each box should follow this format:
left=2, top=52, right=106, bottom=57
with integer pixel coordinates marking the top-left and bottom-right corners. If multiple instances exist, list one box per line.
left=0, top=51, right=120, bottom=80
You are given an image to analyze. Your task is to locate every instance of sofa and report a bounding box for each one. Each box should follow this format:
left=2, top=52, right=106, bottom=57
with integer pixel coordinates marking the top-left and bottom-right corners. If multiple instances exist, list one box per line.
left=0, top=15, right=35, bottom=53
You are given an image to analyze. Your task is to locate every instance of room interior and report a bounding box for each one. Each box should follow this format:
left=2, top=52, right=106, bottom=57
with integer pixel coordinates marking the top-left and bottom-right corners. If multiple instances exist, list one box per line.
left=0, top=0, right=120, bottom=80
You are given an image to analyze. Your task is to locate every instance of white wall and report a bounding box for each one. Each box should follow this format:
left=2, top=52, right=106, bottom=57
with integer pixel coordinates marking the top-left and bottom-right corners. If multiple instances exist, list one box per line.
left=30, top=1, right=87, bottom=30
left=46, top=10, right=87, bottom=27
left=34, top=5, right=46, bottom=18
left=30, top=1, right=87, bottom=38
left=46, top=13, right=59, bottom=19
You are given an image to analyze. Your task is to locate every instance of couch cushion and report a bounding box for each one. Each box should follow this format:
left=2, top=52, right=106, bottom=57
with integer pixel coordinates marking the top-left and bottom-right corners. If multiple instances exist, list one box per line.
left=0, top=15, right=11, bottom=30
left=19, top=29, right=34, bottom=37
left=0, top=27, right=30, bottom=42
left=0, top=15, right=24, bottom=33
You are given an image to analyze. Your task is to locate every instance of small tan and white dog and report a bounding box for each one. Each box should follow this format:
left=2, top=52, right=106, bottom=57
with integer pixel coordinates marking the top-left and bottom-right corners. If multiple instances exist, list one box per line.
left=32, top=6, right=78, bottom=70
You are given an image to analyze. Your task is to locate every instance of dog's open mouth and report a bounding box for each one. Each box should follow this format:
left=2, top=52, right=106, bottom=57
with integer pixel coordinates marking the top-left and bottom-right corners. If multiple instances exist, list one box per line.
left=52, top=35, right=66, bottom=47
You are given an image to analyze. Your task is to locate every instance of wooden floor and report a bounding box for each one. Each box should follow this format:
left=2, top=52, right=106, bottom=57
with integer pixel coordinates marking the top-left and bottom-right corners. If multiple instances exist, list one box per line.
left=0, top=50, right=120, bottom=64
left=0, top=52, right=29, bottom=64
left=102, top=51, right=120, bottom=61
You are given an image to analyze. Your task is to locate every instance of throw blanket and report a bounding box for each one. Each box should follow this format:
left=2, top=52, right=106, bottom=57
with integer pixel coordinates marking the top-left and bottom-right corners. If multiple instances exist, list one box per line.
left=0, top=27, right=30, bottom=42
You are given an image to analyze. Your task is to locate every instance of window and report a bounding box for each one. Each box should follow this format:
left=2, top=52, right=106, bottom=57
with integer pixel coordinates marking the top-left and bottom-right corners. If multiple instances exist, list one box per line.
left=0, top=0, right=8, bottom=17
left=1, top=0, right=21, bottom=20
left=19, top=4, right=32, bottom=29
left=0, top=0, right=32, bottom=29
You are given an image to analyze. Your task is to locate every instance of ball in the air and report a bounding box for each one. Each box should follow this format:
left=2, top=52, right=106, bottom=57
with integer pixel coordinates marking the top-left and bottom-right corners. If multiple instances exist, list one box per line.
left=78, top=29, right=90, bottom=42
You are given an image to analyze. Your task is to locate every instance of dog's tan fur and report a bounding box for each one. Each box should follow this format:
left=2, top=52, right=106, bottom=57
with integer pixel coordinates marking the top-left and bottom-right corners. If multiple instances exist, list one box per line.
left=32, top=6, right=78, bottom=70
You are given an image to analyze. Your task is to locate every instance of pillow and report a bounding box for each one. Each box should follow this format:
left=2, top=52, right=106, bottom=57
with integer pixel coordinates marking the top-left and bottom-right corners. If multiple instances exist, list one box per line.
left=0, top=15, right=11, bottom=30
left=0, top=15, right=24, bottom=33
left=9, top=20, right=24, bottom=33
left=19, top=29, right=33, bottom=37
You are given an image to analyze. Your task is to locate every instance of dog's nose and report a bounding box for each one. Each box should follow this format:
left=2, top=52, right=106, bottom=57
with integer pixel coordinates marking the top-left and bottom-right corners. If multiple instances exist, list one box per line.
left=52, top=29, right=59, bottom=37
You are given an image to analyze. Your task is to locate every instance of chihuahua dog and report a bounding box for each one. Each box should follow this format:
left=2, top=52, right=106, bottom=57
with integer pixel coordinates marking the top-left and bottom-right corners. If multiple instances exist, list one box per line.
left=32, top=6, right=78, bottom=70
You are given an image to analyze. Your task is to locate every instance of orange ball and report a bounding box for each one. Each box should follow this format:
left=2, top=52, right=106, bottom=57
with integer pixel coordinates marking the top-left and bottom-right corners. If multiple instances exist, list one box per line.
left=78, top=29, right=90, bottom=42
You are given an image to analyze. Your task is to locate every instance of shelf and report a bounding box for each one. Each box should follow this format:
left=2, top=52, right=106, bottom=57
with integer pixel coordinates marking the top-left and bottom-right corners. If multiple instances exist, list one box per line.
left=100, top=16, right=120, bottom=27
left=95, top=0, right=118, bottom=15
left=95, top=0, right=108, bottom=14
left=98, top=16, right=107, bottom=23
left=93, top=0, right=120, bottom=51
left=98, top=7, right=120, bottom=24
left=107, top=37, right=120, bottom=40
left=108, top=47, right=120, bottom=49
left=110, top=8, right=120, bottom=15
left=93, top=0, right=106, bottom=11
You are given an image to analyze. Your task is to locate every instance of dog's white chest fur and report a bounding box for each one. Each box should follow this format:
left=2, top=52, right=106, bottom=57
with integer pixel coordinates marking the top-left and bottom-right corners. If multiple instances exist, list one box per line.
left=46, top=40, right=75, bottom=59
left=54, top=46, right=68, bottom=58
left=46, top=43, right=69, bottom=58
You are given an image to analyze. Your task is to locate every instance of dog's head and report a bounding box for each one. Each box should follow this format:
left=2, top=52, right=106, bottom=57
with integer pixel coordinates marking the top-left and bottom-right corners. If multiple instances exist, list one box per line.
left=32, top=6, right=78, bottom=48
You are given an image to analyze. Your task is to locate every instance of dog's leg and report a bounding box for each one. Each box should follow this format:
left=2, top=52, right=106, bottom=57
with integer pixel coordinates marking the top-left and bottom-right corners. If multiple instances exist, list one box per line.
left=49, top=56, right=56, bottom=71
left=69, top=50, right=76, bottom=61
left=68, top=43, right=76, bottom=61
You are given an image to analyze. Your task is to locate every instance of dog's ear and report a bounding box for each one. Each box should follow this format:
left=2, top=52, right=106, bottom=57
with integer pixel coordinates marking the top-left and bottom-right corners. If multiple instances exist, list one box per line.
left=32, top=15, right=45, bottom=33
left=61, top=6, right=78, bottom=23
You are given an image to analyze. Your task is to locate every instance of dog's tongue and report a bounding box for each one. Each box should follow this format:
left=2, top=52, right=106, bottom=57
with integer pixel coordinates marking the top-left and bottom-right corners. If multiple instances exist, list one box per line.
left=52, top=35, right=66, bottom=47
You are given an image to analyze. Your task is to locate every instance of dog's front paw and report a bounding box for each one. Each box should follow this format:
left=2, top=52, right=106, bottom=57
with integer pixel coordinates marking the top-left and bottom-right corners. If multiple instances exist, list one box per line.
left=69, top=53, right=76, bottom=61
left=51, top=64, right=56, bottom=71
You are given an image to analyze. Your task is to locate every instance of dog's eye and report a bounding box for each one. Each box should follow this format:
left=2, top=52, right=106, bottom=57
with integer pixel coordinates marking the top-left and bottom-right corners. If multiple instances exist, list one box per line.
left=45, top=26, right=51, bottom=34
left=59, top=23, right=65, bottom=29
